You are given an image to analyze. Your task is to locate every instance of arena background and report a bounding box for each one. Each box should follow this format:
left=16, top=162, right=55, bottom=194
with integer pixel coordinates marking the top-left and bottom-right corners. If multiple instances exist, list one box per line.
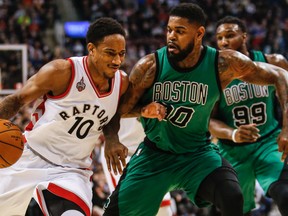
left=1, top=0, right=287, bottom=215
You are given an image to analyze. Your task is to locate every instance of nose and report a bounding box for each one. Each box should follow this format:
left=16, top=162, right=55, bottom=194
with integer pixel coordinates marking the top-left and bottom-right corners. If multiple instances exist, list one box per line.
left=218, top=37, right=229, bottom=48
left=167, top=31, right=176, bottom=42
left=112, top=54, right=122, bottom=65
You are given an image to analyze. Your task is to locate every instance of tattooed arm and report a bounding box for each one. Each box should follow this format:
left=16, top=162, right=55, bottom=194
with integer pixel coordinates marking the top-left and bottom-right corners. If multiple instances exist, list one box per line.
left=103, top=53, right=168, bottom=174
left=218, top=49, right=288, bottom=161
left=119, top=53, right=157, bottom=115
left=266, top=53, right=288, bottom=71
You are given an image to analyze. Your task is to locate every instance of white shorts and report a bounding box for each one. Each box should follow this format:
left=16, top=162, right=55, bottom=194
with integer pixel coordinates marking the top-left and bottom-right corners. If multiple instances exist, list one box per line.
left=0, top=145, right=93, bottom=216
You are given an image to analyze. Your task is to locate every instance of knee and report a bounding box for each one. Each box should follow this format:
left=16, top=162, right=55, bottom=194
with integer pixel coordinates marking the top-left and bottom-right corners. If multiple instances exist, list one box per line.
left=269, top=181, right=288, bottom=215
left=215, top=179, right=243, bottom=209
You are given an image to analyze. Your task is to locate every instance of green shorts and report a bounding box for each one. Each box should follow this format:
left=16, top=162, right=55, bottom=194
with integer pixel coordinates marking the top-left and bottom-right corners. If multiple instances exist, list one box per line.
left=219, top=129, right=285, bottom=213
left=110, top=142, right=224, bottom=216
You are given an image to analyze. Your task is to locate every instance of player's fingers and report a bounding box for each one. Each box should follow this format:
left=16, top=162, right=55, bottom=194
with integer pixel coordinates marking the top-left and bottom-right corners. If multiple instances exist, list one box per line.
left=239, top=128, right=260, bottom=140
left=105, top=155, right=112, bottom=172
left=111, top=156, right=118, bottom=175
left=239, top=133, right=258, bottom=141
left=124, top=147, right=128, bottom=157
left=118, top=148, right=127, bottom=168
left=112, top=154, right=123, bottom=175
left=281, top=152, right=287, bottom=162
left=119, top=155, right=126, bottom=170
left=157, top=105, right=166, bottom=121
left=240, top=128, right=259, bottom=136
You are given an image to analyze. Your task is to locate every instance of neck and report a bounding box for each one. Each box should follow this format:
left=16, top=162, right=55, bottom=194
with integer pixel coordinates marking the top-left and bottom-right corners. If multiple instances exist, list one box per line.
left=178, top=44, right=203, bottom=69
left=87, top=56, right=111, bottom=93
left=240, top=45, right=249, bottom=57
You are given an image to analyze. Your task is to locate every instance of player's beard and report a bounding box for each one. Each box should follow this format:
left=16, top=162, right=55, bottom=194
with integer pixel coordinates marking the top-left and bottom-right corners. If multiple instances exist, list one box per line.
left=168, top=41, right=194, bottom=62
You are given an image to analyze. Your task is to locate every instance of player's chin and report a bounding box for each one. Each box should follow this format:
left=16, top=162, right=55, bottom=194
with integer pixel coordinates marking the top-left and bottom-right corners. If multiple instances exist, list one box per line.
left=106, top=70, right=117, bottom=78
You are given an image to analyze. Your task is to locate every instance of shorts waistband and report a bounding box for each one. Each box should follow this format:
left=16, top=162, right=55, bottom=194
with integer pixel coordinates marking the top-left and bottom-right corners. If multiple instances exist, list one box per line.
left=144, top=137, right=172, bottom=154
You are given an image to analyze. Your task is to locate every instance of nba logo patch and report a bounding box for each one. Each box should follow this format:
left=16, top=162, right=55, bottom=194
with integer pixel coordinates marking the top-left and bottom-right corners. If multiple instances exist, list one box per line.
left=76, top=77, right=86, bottom=92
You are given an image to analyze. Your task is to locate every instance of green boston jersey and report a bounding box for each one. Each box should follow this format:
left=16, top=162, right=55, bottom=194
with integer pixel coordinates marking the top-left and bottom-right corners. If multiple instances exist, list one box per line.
left=140, top=46, right=221, bottom=153
left=218, top=50, right=279, bottom=145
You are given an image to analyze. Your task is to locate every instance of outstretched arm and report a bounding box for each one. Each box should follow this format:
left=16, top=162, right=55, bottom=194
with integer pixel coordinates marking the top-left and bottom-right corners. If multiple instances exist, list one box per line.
left=218, top=50, right=288, bottom=161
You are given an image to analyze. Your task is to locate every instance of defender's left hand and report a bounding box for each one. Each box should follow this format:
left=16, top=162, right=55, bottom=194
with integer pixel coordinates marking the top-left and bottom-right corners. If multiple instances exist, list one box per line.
left=141, top=101, right=167, bottom=121
left=277, top=130, right=288, bottom=162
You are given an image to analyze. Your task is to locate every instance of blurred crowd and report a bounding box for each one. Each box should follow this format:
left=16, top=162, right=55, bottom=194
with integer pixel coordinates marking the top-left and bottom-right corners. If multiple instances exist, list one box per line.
left=0, top=0, right=287, bottom=215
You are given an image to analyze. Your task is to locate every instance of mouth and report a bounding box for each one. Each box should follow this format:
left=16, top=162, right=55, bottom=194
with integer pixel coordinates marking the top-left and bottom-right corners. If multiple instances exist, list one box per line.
left=219, top=46, right=229, bottom=50
left=110, top=66, right=119, bottom=73
left=167, top=42, right=178, bottom=53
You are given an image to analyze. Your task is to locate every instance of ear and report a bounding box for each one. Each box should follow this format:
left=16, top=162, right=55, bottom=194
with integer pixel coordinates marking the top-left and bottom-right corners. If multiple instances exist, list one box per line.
left=197, top=26, right=206, bottom=40
left=242, top=32, right=248, bottom=43
left=87, top=43, right=94, bottom=54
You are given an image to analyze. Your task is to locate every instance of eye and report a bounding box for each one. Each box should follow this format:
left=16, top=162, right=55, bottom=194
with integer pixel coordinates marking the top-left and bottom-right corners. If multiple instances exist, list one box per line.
left=106, top=51, right=117, bottom=57
left=217, top=36, right=222, bottom=41
left=119, top=52, right=126, bottom=57
left=226, top=34, right=235, bottom=39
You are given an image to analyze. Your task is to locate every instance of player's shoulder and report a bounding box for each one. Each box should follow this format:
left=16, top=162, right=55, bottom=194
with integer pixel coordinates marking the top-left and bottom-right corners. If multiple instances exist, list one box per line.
left=41, top=58, right=72, bottom=74
left=137, top=53, right=156, bottom=66
left=218, top=49, right=251, bottom=64
left=265, top=53, right=287, bottom=65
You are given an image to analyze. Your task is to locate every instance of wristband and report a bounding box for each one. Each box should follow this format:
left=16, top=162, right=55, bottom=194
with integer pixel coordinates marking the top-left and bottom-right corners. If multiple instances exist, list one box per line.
left=232, top=129, right=237, bottom=143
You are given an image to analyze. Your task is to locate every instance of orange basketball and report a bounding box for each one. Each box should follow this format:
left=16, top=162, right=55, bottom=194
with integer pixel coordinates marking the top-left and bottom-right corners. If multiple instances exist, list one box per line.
left=0, top=119, right=24, bottom=168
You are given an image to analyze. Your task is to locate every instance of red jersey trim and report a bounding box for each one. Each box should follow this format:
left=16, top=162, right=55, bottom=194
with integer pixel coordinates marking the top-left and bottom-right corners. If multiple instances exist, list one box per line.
left=110, top=172, right=117, bottom=188
left=46, top=58, right=76, bottom=99
left=118, top=70, right=123, bottom=107
left=47, top=182, right=90, bottom=216
left=83, top=56, right=115, bottom=98
left=160, top=199, right=171, bottom=207
left=36, top=189, right=47, bottom=216
left=25, top=96, right=47, bottom=131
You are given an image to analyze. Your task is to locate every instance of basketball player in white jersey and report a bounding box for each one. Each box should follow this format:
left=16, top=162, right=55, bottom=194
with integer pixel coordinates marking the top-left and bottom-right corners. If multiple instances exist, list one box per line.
left=100, top=117, right=173, bottom=216
left=0, top=17, right=129, bottom=216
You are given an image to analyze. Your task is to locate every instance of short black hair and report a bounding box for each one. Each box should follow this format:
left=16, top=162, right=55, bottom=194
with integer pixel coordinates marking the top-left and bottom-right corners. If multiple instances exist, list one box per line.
left=216, top=16, right=247, bottom=33
left=86, top=17, right=126, bottom=45
left=169, top=3, right=207, bottom=26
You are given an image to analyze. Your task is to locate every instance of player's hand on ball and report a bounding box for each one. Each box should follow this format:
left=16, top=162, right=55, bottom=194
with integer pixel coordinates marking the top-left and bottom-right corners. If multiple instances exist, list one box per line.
left=141, top=102, right=166, bottom=121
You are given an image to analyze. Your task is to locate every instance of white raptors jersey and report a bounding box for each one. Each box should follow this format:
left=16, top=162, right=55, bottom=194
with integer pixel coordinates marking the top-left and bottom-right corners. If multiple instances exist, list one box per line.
left=24, top=56, right=122, bottom=168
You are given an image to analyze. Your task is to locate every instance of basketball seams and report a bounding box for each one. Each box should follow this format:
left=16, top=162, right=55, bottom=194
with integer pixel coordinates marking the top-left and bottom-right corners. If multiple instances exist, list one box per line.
left=0, top=140, right=23, bottom=150
left=0, top=119, right=24, bottom=168
left=0, top=155, right=11, bottom=167
left=0, top=129, right=22, bottom=134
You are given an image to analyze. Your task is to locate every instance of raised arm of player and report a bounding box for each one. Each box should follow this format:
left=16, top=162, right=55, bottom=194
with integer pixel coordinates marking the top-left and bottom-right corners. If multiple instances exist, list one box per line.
left=218, top=49, right=288, bottom=161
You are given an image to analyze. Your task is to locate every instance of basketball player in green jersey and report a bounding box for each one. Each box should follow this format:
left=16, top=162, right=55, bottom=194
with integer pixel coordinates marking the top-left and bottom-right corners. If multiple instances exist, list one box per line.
left=103, top=4, right=288, bottom=216
left=209, top=16, right=288, bottom=215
